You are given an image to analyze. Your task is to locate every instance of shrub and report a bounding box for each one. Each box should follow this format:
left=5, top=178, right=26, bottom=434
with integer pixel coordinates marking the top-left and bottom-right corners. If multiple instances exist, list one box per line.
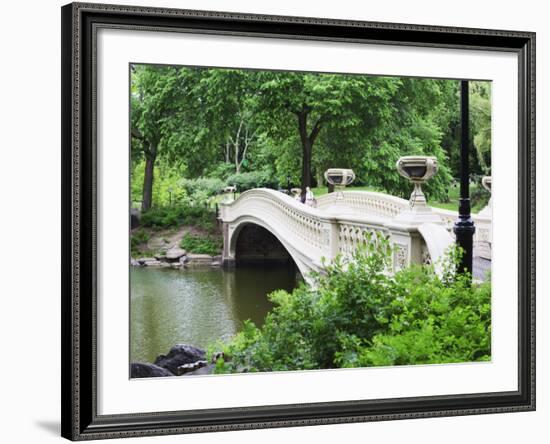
left=130, top=229, right=150, bottom=255
left=140, top=204, right=216, bottom=230
left=471, top=183, right=490, bottom=213
left=180, top=233, right=222, bottom=255
left=179, top=177, right=225, bottom=204
left=211, top=238, right=491, bottom=373
left=225, top=170, right=278, bottom=192
left=206, top=162, right=236, bottom=181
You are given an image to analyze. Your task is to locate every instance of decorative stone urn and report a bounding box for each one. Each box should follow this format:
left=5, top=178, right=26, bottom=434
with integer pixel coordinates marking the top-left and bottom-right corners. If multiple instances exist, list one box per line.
left=324, top=168, right=356, bottom=200
left=396, top=156, right=438, bottom=208
left=478, top=175, right=492, bottom=217
left=393, top=156, right=441, bottom=226
left=223, top=185, right=237, bottom=202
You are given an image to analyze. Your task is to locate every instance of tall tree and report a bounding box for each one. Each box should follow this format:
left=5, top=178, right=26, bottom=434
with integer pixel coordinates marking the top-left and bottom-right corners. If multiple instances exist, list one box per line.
left=256, top=72, right=410, bottom=194
left=255, top=72, right=455, bottom=198
left=130, top=64, right=195, bottom=211
left=188, top=69, right=261, bottom=175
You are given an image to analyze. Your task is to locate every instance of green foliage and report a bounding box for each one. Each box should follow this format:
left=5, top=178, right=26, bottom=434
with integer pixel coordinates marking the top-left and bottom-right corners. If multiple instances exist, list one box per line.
left=131, top=64, right=491, bottom=209
left=213, top=238, right=491, bottom=373
left=131, top=159, right=189, bottom=207
left=225, top=170, right=279, bottom=192
left=180, top=233, right=222, bottom=255
left=140, top=204, right=216, bottom=230
left=179, top=177, right=225, bottom=204
left=470, top=182, right=490, bottom=211
left=470, top=82, right=492, bottom=174
left=205, top=162, right=237, bottom=181
left=130, top=229, right=150, bottom=255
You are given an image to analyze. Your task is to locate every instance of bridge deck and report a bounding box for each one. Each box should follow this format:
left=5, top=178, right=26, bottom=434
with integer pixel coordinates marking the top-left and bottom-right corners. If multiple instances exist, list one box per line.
left=473, top=256, right=491, bottom=282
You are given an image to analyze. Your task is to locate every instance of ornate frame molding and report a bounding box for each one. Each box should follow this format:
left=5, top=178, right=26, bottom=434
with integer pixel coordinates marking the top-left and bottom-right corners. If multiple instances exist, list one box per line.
left=61, top=2, right=535, bottom=440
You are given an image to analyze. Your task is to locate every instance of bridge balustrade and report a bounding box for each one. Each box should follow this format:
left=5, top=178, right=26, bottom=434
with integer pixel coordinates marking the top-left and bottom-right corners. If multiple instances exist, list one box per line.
left=218, top=188, right=492, bottom=280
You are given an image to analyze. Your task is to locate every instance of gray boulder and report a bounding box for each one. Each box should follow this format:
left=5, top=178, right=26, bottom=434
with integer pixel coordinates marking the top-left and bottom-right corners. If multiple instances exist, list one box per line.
left=130, top=362, right=173, bottom=378
left=137, top=257, right=156, bottom=265
left=144, top=260, right=162, bottom=266
left=186, top=254, right=213, bottom=264
left=154, top=344, right=206, bottom=374
left=176, top=360, right=208, bottom=375
left=166, top=246, right=187, bottom=260
left=185, top=364, right=216, bottom=376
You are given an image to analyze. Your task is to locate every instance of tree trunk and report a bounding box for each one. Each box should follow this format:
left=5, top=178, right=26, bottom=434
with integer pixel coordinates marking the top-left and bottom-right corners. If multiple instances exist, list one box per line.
left=225, top=140, right=231, bottom=164
left=235, top=141, right=241, bottom=174
left=142, top=149, right=156, bottom=212
left=298, top=112, right=313, bottom=197
left=301, top=145, right=312, bottom=194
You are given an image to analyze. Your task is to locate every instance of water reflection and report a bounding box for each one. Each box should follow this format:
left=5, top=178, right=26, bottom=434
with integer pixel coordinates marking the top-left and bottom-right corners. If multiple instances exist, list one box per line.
left=130, top=265, right=299, bottom=363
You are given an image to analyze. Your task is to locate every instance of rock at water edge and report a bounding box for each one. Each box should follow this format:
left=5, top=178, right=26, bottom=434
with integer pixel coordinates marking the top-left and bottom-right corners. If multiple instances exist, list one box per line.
left=130, top=362, right=174, bottom=378
left=166, top=246, right=187, bottom=260
left=154, top=344, right=206, bottom=374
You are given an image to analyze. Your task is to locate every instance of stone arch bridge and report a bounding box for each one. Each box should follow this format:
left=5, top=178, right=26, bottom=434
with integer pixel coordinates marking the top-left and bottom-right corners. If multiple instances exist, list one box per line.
left=218, top=188, right=492, bottom=282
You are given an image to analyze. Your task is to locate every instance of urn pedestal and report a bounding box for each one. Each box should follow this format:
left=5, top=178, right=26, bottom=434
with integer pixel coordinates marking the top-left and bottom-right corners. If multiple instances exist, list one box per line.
left=393, top=156, right=442, bottom=226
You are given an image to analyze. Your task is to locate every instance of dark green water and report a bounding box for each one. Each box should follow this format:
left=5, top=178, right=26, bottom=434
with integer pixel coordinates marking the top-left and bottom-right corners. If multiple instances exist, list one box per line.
left=130, top=265, right=299, bottom=363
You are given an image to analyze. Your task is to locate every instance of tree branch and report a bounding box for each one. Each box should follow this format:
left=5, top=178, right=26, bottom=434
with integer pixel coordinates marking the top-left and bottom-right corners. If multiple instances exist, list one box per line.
left=131, top=126, right=144, bottom=141
left=309, top=118, right=323, bottom=144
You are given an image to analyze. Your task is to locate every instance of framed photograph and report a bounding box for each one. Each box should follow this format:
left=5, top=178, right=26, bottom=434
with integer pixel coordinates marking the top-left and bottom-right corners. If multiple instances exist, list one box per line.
left=61, top=2, right=535, bottom=440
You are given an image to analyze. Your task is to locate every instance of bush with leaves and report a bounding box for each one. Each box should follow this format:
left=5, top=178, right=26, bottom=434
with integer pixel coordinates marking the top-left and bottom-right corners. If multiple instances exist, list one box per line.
left=471, top=183, right=490, bottom=212
left=225, top=170, right=279, bottom=192
left=130, top=229, right=151, bottom=256
left=140, top=204, right=217, bottom=231
left=211, top=237, right=491, bottom=373
left=179, top=177, right=225, bottom=204
left=180, top=233, right=222, bottom=255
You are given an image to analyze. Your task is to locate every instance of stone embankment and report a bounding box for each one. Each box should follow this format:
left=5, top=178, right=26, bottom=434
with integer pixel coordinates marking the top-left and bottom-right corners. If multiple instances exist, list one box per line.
left=131, top=244, right=222, bottom=268
left=130, top=344, right=225, bottom=378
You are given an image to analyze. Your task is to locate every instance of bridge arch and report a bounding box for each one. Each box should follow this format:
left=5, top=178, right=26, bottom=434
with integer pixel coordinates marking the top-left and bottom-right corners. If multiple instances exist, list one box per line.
left=224, top=215, right=317, bottom=281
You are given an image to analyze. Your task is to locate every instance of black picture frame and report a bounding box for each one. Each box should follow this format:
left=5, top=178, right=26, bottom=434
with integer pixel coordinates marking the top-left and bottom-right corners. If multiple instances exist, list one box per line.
left=61, top=2, right=536, bottom=440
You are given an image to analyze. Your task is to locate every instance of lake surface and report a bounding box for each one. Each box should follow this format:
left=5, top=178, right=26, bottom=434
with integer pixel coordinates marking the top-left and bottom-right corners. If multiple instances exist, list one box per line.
left=130, top=265, right=300, bottom=363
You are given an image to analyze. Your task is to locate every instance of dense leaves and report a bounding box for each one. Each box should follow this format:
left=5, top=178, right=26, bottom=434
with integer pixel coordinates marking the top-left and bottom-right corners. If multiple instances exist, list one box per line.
left=140, top=204, right=216, bottom=231
left=211, top=240, right=491, bottom=373
left=179, top=233, right=222, bottom=256
left=130, top=65, right=492, bottom=208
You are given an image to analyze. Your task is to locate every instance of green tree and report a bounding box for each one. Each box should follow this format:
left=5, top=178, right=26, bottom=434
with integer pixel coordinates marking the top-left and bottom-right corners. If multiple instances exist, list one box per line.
left=187, top=69, right=262, bottom=175
left=130, top=65, right=489, bottom=206
left=256, top=72, right=405, bottom=194
left=131, top=64, right=192, bottom=210
left=470, top=81, right=492, bottom=174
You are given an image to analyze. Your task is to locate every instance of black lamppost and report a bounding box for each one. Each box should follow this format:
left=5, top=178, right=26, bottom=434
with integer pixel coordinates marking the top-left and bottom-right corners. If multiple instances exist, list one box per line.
left=453, top=80, right=475, bottom=275
left=287, top=175, right=291, bottom=194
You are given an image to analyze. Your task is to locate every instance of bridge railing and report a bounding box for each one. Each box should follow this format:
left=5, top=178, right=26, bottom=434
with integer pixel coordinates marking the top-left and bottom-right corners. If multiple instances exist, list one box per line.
left=219, top=189, right=330, bottom=260
left=219, top=189, right=393, bottom=272
left=317, top=190, right=492, bottom=259
left=317, top=190, right=408, bottom=218
left=218, top=188, right=492, bottom=276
